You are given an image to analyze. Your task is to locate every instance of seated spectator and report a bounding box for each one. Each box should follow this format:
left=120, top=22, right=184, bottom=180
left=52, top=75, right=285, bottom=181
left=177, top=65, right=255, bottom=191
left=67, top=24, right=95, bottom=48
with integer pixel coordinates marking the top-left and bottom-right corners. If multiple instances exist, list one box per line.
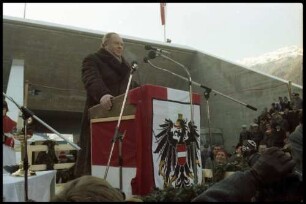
left=258, top=141, right=267, bottom=155
left=241, top=140, right=260, bottom=167
left=249, top=123, right=264, bottom=150
left=205, top=144, right=223, bottom=170
left=271, top=123, right=287, bottom=148
left=50, top=175, right=125, bottom=202
left=227, top=144, right=249, bottom=171
left=212, top=149, right=229, bottom=182
left=263, top=123, right=273, bottom=147
left=228, top=144, right=242, bottom=164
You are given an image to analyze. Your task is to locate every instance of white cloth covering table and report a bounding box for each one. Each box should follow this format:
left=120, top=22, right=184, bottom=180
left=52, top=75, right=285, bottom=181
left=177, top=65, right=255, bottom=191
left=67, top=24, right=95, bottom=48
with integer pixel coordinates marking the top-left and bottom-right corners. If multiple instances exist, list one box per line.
left=3, top=170, right=56, bottom=202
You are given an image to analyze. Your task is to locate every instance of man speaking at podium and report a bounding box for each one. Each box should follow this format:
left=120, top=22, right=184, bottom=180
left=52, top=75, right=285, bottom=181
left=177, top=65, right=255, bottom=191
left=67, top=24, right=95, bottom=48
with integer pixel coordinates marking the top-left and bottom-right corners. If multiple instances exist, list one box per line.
left=74, top=32, right=138, bottom=178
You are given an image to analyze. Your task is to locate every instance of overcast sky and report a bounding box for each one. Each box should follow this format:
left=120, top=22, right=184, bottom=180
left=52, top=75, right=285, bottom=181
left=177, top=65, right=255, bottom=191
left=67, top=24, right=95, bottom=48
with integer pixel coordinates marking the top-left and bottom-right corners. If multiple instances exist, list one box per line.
left=3, top=3, right=303, bottom=63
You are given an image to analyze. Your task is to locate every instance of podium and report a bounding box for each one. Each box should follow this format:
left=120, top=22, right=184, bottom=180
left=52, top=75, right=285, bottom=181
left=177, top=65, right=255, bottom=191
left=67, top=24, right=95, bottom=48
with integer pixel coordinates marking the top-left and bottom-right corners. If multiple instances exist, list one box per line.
left=89, top=84, right=202, bottom=196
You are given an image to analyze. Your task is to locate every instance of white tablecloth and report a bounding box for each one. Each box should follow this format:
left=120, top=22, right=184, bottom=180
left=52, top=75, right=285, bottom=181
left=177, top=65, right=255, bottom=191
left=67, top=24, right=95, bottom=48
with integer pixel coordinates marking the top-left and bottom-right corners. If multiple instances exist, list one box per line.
left=3, top=144, right=17, bottom=171
left=3, top=170, right=56, bottom=202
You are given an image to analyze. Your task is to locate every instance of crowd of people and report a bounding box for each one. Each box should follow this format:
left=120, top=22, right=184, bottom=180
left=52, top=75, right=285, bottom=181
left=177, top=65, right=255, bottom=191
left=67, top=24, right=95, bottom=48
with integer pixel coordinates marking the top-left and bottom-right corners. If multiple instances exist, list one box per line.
left=199, top=93, right=303, bottom=201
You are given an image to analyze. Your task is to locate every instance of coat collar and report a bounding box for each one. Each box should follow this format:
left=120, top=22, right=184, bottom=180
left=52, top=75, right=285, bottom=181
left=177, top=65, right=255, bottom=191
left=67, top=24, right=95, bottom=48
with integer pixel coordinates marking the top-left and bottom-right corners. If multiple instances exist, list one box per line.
left=96, top=48, right=130, bottom=77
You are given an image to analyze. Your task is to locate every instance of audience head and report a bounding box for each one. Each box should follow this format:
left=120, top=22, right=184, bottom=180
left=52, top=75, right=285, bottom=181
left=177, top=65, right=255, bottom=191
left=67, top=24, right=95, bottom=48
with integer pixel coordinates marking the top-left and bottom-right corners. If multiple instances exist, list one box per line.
left=212, top=145, right=223, bottom=158
left=258, top=141, right=267, bottom=155
left=215, top=149, right=228, bottom=164
left=50, top=175, right=125, bottom=202
left=235, top=144, right=242, bottom=155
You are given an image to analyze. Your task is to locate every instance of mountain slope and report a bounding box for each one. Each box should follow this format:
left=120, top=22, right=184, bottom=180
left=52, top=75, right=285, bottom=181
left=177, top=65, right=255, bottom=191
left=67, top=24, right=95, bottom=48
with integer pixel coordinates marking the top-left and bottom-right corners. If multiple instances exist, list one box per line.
left=237, top=46, right=303, bottom=86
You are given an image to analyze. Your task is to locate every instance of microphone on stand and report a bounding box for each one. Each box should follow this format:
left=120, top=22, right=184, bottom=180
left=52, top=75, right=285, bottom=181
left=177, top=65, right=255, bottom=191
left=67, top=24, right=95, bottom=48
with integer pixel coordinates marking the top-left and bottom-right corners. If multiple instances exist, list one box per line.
left=145, top=45, right=171, bottom=54
left=148, top=51, right=158, bottom=60
left=131, top=61, right=138, bottom=69
left=143, top=51, right=157, bottom=63
left=143, top=57, right=149, bottom=63
left=130, top=61, right=138, bottom=74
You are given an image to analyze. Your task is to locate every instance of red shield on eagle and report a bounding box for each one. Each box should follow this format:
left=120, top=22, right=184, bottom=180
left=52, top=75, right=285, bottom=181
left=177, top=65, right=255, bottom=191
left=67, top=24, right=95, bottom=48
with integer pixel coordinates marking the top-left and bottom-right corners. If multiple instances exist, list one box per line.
left=176, top=143, right=187, bottom=165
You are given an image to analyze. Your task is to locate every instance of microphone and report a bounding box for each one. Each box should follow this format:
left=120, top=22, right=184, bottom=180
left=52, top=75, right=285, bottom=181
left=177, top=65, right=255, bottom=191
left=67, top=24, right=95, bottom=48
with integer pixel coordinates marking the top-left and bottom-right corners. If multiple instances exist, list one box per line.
left=145, top=45, right=170, bottom=54
left=131, top=61, right=138, bottom=69
left=147, top=50, right=159, bottom=60
left=143, top=57, right=149, bottom=63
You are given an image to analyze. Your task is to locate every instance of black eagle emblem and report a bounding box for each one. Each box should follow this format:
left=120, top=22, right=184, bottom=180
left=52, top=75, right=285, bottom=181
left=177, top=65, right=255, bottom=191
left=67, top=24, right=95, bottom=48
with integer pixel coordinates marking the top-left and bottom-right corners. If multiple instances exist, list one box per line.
left=153, top=113, right=200, bottom=188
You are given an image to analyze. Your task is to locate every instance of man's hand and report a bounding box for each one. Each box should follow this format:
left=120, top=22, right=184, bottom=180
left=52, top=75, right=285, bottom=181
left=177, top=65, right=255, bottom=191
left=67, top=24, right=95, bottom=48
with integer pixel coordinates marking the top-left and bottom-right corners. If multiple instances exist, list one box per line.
left=250, top=147, right=295, bottom=186
left=100, top=94, right=113, bottom=110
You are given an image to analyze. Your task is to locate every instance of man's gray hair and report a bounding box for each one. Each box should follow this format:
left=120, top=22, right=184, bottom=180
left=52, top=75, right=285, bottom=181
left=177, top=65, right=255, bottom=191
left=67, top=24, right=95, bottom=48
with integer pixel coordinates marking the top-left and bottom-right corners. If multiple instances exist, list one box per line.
left=101, top=32, right=118, bottom=48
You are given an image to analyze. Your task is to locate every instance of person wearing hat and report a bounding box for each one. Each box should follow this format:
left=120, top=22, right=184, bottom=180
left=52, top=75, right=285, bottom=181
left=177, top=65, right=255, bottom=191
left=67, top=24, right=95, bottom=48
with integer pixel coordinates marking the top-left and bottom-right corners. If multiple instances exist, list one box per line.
left=238, top=125, right=251, bottom=146
left=249, top=123, right=264, bottom=150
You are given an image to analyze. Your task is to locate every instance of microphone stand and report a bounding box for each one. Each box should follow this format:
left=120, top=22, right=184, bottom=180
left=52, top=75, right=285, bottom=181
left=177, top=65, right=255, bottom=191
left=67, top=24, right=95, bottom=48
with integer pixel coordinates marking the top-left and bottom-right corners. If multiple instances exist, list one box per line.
left=103, top=63, right=138, bottom=188
left=3, top=92, right=81, bottom=202
left=203, top=89, right=212, bottom=149
left=145, top=57, right=257, bottom=112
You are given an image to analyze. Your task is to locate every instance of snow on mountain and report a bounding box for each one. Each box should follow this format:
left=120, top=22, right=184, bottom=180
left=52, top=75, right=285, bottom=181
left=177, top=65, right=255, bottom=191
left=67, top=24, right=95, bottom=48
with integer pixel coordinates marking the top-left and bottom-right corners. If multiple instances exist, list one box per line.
left=236, top=46, right=303, bottom=85
left=236, top=46, right=303, bottom=68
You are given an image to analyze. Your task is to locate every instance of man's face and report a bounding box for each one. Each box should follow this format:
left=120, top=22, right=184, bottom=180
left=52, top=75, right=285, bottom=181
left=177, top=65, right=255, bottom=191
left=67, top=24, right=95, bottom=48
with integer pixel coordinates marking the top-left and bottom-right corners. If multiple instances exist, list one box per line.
left=215, top=151, right=227, bottom=164
left=105, top=34, right=124, bottom=57
left=213, top=146, right=222, bottom=156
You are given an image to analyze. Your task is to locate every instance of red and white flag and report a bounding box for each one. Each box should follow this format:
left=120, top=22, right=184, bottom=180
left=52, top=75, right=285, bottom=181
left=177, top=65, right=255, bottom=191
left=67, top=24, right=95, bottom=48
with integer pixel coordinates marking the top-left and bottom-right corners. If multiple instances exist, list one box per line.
left=160, top=3, right=166, bottom=25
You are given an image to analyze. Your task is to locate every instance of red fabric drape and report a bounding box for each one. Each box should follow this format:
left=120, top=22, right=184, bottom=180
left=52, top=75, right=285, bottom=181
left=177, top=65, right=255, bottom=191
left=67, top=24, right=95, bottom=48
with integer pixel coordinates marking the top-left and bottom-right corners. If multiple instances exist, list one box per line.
left=3, top=115, right=17, bottom=147
left=160, top=3, right=166, bottom=25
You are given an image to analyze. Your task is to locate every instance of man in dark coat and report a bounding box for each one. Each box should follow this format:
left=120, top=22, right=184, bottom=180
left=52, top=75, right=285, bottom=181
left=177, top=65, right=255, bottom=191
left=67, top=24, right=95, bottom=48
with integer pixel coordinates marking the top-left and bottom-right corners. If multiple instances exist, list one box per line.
left=74, top=32, right=137, bottom=177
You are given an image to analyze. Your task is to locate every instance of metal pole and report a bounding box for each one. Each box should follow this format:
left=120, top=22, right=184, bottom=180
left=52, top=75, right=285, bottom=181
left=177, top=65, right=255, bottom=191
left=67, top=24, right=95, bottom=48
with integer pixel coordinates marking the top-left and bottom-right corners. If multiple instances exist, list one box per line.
left=23, top=3, right=27, bottom=19
left=24, top=80, right=29, bottom=201
left=164, top=25, right=166, bottom=43
left=204, top=90, right=212, bottom=146
left=192, top=142, right=198, bottom=184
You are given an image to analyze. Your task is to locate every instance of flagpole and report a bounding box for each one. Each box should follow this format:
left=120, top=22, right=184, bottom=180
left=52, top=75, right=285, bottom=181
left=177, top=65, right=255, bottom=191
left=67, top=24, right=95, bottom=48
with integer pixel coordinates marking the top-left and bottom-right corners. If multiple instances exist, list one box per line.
left=164, top=24, right=166, bottom=43
left=160, top=3, right=167, bottom=42
left=23, top=3, right=27, bottom=19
